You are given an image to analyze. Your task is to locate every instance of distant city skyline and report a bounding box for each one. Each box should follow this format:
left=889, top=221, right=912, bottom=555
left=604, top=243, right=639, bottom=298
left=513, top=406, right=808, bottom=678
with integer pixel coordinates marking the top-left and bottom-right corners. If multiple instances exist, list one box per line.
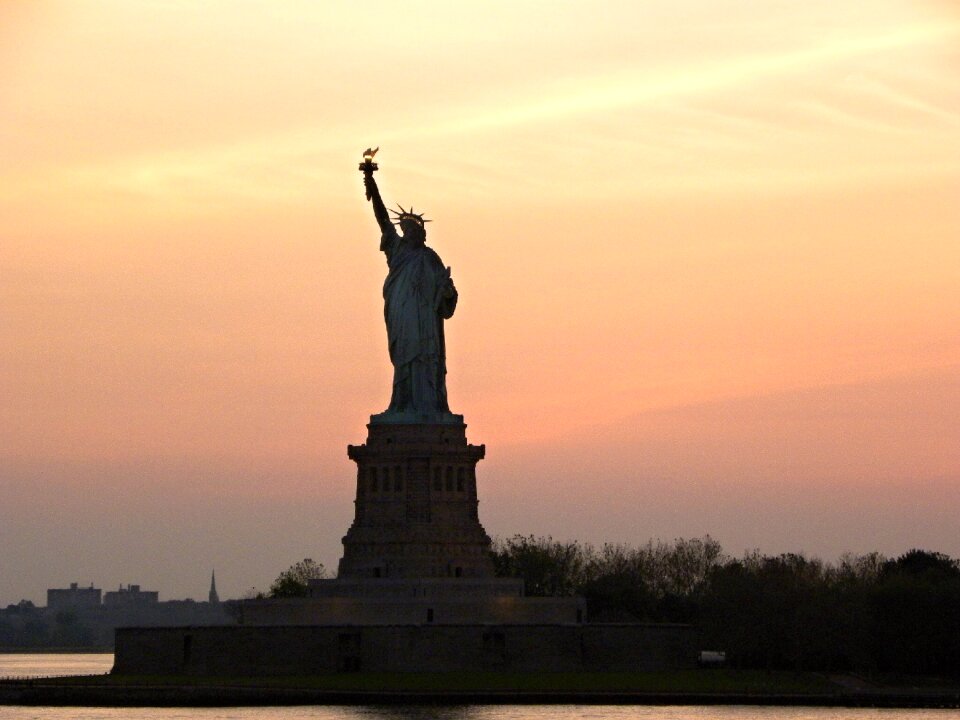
left=1, top=1, right=958, bottom=606
left=37, top=578, right=213, bottom=607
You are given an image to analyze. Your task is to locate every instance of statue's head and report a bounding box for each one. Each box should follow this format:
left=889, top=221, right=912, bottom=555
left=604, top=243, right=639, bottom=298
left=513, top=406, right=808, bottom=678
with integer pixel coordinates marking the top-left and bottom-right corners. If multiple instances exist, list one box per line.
left=400, top=219, right=426, bottom=245
left=390, top=205, right=430, bottom=245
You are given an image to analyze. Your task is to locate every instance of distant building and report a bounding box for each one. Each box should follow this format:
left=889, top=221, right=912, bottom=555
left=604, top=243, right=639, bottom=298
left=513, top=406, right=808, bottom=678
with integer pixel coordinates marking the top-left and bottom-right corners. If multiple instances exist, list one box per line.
left=103, top=584, right=159, bottom=607
left=47, top=582, right=102, bottom=610
left=208, top=570, right=219, bottom=604
left=19, top=576, right=230, bottom=649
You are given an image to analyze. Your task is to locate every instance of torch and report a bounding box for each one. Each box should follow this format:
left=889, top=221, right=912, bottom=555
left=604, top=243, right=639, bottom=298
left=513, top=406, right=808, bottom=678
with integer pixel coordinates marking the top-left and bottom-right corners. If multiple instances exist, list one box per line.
left=359, top=147, right=378, bottom=200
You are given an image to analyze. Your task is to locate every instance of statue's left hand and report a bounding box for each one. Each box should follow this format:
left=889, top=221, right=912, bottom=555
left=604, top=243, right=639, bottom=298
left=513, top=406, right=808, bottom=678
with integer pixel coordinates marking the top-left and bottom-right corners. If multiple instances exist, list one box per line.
left=443, top=278, right=457, bottom=299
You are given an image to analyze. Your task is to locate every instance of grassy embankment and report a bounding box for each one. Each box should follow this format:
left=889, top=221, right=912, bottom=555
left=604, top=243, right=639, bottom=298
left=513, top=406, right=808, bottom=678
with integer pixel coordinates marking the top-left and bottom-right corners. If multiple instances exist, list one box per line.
left=36, top=669, right=839, bottom=693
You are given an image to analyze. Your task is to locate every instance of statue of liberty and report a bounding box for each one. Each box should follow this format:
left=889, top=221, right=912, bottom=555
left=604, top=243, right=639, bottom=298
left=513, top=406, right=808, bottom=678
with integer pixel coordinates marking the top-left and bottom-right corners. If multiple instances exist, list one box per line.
left=360, top=150, right=459, bottom=423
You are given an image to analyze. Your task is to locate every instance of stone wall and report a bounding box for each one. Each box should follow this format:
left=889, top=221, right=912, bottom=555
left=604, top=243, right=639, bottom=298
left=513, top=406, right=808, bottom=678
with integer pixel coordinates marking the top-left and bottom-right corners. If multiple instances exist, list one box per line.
left=309, top=577, right=525, bottom=598
left=113, top=623, right=696, bottom=675
left=235, top=595, right=583, bottom=626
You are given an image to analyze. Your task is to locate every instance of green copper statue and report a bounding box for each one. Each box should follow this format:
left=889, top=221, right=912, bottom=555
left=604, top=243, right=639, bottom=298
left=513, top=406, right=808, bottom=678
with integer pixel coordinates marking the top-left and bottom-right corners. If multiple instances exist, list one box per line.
left=360, top=150, right=459, bottom=423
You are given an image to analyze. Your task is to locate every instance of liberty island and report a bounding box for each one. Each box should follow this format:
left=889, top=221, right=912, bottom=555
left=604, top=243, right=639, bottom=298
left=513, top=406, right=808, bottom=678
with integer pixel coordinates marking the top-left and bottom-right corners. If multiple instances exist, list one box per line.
left=2, top=154, right=959, bottom=707
left=106, top=150, right=692, bottom=675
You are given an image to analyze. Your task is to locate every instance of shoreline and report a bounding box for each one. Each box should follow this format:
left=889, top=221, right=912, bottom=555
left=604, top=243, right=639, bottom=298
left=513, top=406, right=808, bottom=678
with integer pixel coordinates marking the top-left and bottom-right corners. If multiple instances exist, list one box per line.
left=0, top=648, right=113, bottom=654
left=2, top=677, right=959, bottom=708
left=2, top=686, right=959, bottom=708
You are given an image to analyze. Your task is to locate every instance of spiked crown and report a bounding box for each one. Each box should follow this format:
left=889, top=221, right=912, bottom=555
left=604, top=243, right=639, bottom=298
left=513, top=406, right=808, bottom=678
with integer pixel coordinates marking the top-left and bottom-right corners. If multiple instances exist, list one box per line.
left=389, top=204, right=431, bottom=228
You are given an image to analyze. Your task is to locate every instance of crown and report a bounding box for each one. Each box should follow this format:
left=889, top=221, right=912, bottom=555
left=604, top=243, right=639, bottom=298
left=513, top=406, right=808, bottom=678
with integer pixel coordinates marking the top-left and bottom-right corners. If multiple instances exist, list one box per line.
left=389, top=204, right=431, bottom=227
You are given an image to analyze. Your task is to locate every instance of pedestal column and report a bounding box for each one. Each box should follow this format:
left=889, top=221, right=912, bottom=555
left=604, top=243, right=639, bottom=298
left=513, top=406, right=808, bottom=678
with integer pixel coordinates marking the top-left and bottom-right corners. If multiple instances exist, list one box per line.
left=338, top=422, right=494, bottom=579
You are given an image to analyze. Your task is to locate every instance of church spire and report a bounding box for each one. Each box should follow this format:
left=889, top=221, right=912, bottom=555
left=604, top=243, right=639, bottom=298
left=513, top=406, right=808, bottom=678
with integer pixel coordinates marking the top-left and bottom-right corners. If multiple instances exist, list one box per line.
left=208, top=569, right=219, bottom=604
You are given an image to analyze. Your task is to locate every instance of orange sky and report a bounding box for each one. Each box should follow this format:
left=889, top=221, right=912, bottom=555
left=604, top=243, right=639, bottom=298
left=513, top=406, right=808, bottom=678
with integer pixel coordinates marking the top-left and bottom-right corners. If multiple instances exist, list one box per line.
left=1, top=1, right=958, bottom=604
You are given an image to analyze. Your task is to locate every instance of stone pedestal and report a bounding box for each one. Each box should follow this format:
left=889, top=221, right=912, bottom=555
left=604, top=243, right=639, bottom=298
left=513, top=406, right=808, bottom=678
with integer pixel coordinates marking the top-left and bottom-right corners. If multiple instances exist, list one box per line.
left=339, top=421, right=494, bottom=580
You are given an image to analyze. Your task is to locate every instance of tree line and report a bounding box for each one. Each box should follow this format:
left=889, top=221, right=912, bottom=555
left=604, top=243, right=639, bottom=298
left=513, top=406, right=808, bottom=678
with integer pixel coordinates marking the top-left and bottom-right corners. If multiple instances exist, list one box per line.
left=491, top=535, right=960, bottom=678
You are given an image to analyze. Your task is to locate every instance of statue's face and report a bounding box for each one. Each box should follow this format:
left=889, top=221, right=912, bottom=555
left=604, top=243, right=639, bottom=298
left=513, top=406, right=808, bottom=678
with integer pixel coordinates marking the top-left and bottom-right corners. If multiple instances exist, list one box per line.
left=401, top=220, right=425, bottom=245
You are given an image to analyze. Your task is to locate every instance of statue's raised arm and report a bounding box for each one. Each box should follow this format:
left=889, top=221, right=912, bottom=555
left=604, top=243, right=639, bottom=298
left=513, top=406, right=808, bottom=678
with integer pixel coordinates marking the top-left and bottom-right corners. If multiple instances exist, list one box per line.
left=364, top=170, right=393, bottom=237
left=360, top=147, right=394, bottom=238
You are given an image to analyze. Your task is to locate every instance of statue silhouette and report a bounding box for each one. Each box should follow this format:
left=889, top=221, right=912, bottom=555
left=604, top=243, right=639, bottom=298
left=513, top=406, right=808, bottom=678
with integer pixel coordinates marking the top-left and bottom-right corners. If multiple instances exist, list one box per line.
left=362, top=162, right=458, bottom=423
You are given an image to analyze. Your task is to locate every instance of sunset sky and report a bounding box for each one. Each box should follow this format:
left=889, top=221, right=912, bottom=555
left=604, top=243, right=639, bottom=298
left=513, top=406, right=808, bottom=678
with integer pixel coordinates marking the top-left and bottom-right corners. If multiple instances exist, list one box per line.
left=1, top=1, right=958, bottom=605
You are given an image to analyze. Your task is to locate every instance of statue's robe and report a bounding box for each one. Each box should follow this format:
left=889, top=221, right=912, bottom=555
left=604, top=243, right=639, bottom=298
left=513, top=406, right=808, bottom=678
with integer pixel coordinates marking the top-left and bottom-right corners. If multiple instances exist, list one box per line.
left=380, top=228, right=457, bottom=418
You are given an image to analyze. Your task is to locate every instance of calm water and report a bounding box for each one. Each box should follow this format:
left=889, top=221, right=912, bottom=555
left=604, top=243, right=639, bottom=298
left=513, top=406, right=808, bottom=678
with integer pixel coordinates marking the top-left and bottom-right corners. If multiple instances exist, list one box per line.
left=1, top=706, right=958, bottom=720
left=1, top=655, right=958, bottom=719
left=0, top=652, right=114, bottom=678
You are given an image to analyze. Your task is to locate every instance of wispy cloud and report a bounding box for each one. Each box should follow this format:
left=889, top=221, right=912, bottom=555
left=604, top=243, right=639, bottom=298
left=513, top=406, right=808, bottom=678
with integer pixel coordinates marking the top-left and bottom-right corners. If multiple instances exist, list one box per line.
left=412, top=23, right=960, bottom=137
left=5, top=14, right=957, bottom=208
left=844, top=74, right=960, bottom=125
left=789, top=100, right=916, bottom=135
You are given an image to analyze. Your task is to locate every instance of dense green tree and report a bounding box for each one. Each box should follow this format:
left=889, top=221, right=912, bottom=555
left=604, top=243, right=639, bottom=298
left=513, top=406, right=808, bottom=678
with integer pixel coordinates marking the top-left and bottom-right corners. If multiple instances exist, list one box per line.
left=492, top=535, right=960, bottom=678
left=871, top=550, right=960, bottom=675
left=580, top=546, right=655, bottom=621
left=492, top=535, right=723, bottom=622
left=491, top=535, right=590, bottom=597
left=882, top=549, right=960, bottom=579
left=269, top=558, right=328, bottom=598
left=700, top=553, right=766, bottom=667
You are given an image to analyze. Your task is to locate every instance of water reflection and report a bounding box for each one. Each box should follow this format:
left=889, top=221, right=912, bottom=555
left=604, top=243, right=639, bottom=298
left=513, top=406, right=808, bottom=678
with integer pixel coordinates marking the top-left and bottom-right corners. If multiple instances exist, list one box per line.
left=323, top=709, right=960, bottom=720
left=0, top=653, right=113, bottom=678
left=1, top=705, right=958, bottom=720
left=348, top=708, right=479, bottom=720
left=1, top=656, right=957, bottom=720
